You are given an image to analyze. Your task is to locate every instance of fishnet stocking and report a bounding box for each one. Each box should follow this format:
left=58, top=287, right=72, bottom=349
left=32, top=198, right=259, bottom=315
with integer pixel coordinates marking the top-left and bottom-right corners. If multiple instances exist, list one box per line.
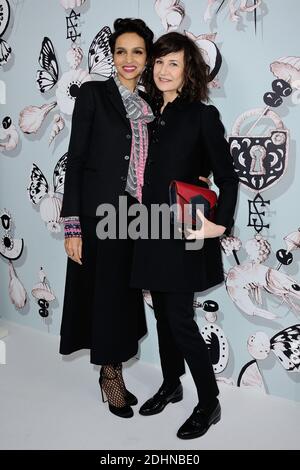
left=114, top=364, right=127, bottom=394
left=100, top=364, right=126, bottom=408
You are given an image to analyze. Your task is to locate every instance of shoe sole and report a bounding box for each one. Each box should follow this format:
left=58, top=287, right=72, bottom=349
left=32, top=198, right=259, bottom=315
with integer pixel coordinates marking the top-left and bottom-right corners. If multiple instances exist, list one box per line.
left=139, top=394, right=183, bottom=416
left=108, top=405, right=134, bottom=419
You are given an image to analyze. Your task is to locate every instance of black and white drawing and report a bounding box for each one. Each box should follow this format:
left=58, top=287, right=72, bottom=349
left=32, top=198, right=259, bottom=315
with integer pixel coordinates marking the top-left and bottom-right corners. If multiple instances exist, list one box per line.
left=27, top=153, right=67, bottom=232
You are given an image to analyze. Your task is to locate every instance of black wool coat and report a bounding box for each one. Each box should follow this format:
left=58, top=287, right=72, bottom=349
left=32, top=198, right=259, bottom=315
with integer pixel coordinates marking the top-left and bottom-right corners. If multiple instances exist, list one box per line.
left=130, top=98, right=239, bottom=293
left=60, top=77, right=147, bottom=217
left=59, top=78, right=149, bottom=364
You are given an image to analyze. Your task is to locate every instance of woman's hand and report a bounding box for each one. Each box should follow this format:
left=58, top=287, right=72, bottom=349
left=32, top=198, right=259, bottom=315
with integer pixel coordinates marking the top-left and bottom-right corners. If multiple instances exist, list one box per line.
left=183, top=209, right=226, bottom=240
left=199, top=175, right=212, bottom=186
left=64, top=237, right=83, bottom=265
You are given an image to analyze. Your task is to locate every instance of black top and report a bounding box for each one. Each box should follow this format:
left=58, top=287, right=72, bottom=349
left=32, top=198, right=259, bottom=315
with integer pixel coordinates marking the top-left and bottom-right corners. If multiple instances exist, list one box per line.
left=130, top=98, right=239, bottom=292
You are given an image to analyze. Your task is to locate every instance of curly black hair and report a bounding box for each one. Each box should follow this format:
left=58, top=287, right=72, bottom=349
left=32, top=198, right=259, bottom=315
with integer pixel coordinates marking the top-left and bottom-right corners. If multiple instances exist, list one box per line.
left=109, top=18, right=154, bottom=56
left=144, top=32, right=210, bottom=111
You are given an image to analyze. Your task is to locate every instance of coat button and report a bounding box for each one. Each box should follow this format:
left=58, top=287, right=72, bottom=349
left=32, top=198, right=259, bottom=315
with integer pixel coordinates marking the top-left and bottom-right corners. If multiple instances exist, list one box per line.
left=124, top=155, right=130, bottom=160
left=121, top=176, right=127, bottom=182
left=126, top=134, right=131, bottom=140
left=160, top=120, right=166, bottom=126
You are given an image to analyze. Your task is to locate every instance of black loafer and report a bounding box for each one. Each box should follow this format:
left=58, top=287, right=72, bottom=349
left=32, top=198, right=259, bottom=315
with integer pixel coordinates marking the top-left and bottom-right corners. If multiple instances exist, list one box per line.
left=139, top=382, right=183, bottom=416
left=177, top=399, right=221, bottom=439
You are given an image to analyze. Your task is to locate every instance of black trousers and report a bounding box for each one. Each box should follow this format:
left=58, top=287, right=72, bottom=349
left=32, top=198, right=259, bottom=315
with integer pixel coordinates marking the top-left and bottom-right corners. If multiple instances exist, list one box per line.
left=150, top=291, right=219, bottom=407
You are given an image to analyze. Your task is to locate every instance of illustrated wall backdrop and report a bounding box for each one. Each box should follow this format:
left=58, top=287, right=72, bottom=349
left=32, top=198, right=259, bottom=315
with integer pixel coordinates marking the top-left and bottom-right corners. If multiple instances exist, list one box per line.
left=1, top=0, right=300, bottom=403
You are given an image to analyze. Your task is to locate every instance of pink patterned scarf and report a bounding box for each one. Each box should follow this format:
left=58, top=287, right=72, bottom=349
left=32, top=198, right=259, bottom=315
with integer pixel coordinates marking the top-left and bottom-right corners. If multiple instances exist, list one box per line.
left=114, top=75, right=154, bottom=202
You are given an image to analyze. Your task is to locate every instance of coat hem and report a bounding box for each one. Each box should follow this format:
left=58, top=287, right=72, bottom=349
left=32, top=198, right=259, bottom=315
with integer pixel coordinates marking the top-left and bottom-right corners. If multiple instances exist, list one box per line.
left=59, top=338, right=145, bottom=366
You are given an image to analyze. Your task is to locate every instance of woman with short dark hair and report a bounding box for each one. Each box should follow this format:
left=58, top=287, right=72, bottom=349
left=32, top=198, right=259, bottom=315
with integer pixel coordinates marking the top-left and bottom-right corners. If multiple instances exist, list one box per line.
left=131, top=32, right=239, bottom=439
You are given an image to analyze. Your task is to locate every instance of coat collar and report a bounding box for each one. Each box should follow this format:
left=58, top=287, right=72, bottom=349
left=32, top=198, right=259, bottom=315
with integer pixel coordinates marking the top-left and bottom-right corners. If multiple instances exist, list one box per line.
left=153, top=94, right=189, bottom=118
left=105, top=77, right=130, bottom=130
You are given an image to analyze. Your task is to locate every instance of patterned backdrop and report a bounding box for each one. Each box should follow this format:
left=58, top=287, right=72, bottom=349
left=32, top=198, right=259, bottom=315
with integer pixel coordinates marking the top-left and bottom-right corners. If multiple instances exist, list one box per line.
left=1, top=0, right=300, bottom=402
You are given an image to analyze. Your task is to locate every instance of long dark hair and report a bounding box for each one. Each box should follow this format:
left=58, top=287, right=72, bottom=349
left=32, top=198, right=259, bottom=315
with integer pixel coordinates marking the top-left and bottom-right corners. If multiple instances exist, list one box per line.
left=144, top=32, right=210, bottom=110
left=109, top=18, right=154, bottom=56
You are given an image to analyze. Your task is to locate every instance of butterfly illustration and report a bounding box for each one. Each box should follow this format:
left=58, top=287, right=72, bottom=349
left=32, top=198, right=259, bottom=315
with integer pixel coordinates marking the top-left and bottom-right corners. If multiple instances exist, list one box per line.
left=271, top=324, right=300, bottom=372
left=238, top=324, right=300, bottom=392
left=21, top=34, right=92, bottom=140
left=0, top=0, right=12, bottom=66
left=22, top=26, right=112, bottom=142
left=36, top=37, right=59, bottom=93
left=27, top=153, right=67, bottom=232
left=88, top=26, right=114, bottom=78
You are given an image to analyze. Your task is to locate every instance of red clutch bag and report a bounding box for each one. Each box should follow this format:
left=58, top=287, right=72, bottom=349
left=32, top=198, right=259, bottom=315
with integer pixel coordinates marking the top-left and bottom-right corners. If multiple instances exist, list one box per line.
left=169, top=180, right=218, bottom=226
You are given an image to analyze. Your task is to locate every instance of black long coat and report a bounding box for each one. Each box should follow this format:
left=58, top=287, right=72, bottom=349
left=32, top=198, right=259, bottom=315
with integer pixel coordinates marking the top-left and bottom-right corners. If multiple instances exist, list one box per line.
left=59, top=78, right=147, bottom=365
left=130, top=98, right=239, bottom=293
left=60, top=78, right=146, bottom=218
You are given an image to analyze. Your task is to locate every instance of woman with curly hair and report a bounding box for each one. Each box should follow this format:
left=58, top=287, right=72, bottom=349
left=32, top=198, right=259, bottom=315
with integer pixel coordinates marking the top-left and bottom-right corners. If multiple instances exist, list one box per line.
left=131, top=32, right=239, bottom=439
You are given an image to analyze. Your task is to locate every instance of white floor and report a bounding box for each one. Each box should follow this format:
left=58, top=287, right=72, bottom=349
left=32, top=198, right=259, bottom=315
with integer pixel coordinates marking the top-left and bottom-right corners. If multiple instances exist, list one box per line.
left=1, top=320, right=300, bottom=451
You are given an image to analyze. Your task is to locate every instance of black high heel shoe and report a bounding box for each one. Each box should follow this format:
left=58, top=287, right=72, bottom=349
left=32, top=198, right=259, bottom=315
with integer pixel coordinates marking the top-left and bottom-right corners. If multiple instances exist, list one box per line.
left=99, top=366, right=134, bottom=418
